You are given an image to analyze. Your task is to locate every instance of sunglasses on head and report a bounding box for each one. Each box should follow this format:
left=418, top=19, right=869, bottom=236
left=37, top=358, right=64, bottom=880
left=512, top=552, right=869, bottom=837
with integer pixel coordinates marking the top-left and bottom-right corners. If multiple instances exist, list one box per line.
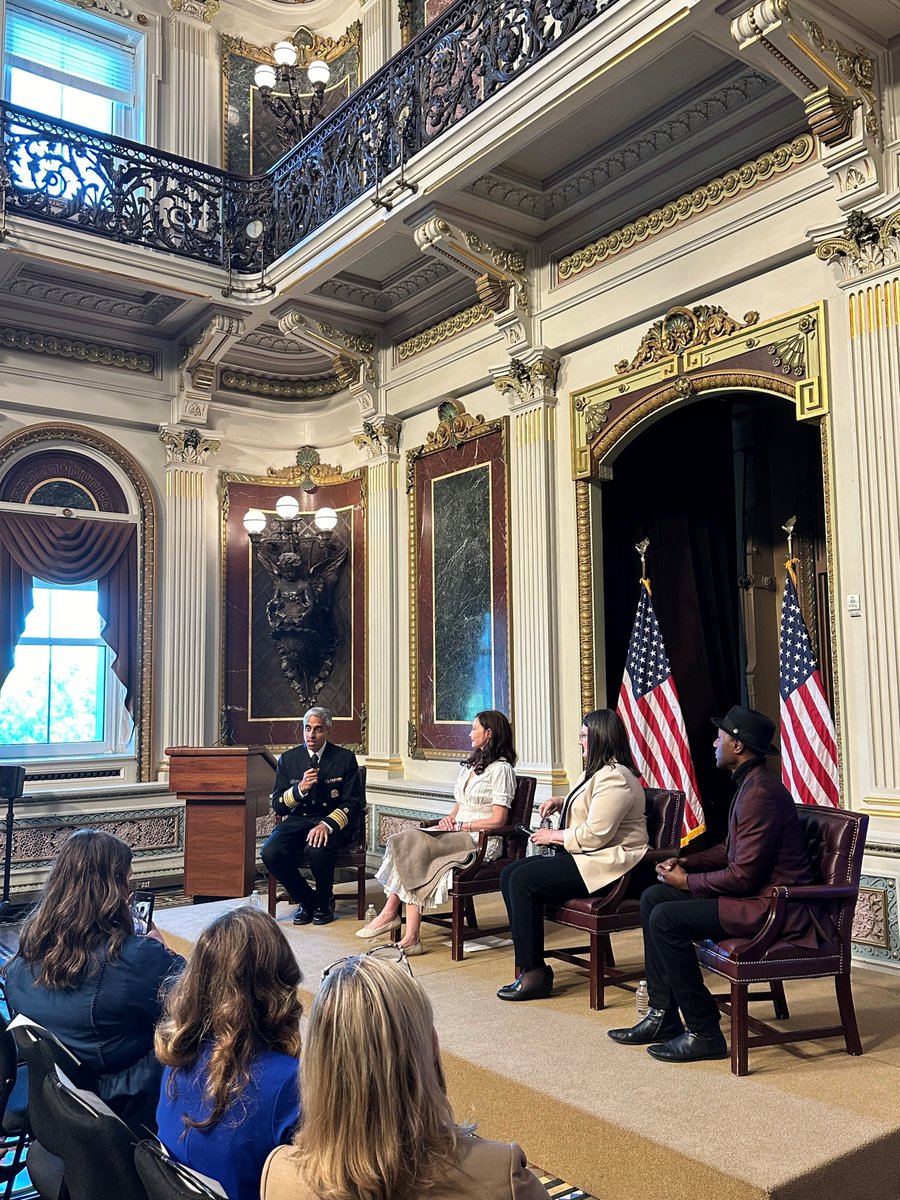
left=320, top=943, right=414, bottom=981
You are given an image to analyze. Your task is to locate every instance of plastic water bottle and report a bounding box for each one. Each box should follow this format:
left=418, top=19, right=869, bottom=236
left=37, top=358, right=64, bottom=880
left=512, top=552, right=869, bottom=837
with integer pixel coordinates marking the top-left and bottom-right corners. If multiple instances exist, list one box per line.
left=539, top=816, right=556, bottom=858
left=364, top=903, right=378, bottom=925
left=249, top=889, right=263, bottom=910
left=635, top=978, right=650, bottom=1018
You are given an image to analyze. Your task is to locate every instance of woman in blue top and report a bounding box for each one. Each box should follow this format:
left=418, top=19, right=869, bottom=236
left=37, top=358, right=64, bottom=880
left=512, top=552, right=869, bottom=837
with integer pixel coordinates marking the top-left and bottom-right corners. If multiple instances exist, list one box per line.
left=155, top=906, right=302, bottom=1200
left=4, top=829, right=183, bottom=1134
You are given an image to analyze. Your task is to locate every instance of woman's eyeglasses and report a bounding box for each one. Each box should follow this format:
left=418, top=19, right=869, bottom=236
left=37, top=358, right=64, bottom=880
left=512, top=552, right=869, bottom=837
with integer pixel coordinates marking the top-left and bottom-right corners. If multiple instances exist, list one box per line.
left=321, top=944, right=414, bottom=981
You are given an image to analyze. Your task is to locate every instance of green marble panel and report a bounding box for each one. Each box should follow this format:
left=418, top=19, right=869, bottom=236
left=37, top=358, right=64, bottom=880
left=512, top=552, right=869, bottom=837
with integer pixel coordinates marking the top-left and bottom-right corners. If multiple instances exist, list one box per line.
left=432, top=464, right=493, bottom=722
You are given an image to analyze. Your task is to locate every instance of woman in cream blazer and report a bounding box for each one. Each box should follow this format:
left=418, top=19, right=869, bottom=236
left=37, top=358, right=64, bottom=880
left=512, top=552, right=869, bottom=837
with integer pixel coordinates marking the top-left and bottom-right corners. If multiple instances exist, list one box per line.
left=261, top=951, right=548, bottom=1200
left=497, top=709, right=648, bottom=1001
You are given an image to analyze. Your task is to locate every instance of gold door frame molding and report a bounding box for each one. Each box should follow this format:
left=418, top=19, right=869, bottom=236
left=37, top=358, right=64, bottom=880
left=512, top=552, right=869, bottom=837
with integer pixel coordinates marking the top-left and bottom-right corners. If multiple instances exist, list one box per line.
left=0, top=422, right=156, bottom=781
left=571, top=303, right=841, bottom=788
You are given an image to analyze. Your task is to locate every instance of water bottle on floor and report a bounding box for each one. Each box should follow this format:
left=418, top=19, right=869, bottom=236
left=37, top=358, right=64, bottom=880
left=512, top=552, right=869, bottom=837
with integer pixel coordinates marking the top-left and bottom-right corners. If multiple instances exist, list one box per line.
left=364, top=903, right=378, bottom=925
left=635, top=978, right=650, bottom=1018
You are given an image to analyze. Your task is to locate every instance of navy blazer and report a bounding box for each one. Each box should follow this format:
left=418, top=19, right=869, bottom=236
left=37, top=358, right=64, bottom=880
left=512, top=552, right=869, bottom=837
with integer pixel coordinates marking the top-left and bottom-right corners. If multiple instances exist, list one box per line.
left=271, top=740, right=362, bottom=839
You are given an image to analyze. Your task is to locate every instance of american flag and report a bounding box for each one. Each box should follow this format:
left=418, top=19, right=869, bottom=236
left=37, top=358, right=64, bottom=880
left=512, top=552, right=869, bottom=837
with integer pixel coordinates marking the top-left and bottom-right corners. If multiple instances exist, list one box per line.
left=617, top=580, right=705, bottom=844
left=779, top=565, right=839, bottom=806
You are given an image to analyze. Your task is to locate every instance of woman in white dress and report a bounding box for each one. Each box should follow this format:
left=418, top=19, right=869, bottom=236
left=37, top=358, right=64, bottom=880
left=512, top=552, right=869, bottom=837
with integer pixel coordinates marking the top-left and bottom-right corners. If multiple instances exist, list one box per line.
left=356, top=710, right=517, bottom=955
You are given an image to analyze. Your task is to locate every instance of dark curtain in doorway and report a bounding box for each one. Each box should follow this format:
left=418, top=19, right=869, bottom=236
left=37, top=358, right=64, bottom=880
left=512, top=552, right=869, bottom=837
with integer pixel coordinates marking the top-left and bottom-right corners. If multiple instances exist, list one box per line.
left=602, top=400, right=741, bottom=848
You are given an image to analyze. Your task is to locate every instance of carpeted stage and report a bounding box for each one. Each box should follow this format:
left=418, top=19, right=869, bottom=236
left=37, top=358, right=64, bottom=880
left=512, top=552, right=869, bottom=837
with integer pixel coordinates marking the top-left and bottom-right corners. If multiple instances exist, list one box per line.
left=155, top=887, right=900, bottom=1200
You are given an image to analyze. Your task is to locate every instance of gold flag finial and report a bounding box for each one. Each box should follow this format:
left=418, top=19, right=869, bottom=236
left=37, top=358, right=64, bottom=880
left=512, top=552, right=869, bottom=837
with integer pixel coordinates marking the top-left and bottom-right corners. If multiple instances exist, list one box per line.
left=635, top=538, right=650, bottom=586
left=782, top=515, right=797, bottom=562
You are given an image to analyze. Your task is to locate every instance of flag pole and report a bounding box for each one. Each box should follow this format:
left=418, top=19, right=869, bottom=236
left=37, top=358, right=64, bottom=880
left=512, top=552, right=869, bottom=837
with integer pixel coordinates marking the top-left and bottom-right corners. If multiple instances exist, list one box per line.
left=782, top=514, right=798, bottom=588
left=635, top=538, right=650, bottom=593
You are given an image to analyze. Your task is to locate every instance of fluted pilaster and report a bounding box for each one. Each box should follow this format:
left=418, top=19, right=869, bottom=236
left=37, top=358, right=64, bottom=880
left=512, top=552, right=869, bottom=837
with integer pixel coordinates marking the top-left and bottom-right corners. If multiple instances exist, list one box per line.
left=164, top=1, right=216, bottom=163
left=360, top=0, right=398, bottom=80
left=159, top=426, right=220, bottom=757
left=508, top=399, right=567, bottom=789
left=847, top=275, right=900, bottom=810
left=357, top=417, right=403, bottom=775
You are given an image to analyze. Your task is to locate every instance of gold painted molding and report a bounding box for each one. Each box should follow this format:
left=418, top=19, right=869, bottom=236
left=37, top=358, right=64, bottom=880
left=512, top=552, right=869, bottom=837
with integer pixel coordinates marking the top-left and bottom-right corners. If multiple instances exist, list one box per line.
left=570, top=303, right=828, bottom=480
left=220, top=370, right=343, bottom=400
left=0, top=326, right=155, bottom=373
left=557, top=135, right=815, bottom=283
left=0, top=423, right=156, bottom=781
left=575, top=479, right=595, bottom=716
left=395, top=303, right=493, bottom=362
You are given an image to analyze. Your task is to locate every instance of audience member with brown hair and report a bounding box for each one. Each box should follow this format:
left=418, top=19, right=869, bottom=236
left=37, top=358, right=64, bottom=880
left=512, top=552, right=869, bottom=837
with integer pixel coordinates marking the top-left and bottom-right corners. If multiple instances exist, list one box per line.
left=155, top=906, right=303, bottom=1200
left=4, top=829, right=183, bottom=1133
left=357, top=710, right=517, bottom=954
left=261, top=949, right=547, bottom=1200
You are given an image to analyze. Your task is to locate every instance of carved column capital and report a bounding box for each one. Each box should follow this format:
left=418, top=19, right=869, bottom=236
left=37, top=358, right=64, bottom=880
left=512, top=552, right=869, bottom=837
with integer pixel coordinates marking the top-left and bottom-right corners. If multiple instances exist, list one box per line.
left=354, top=415, right=402, bottom=459
left=159, top=424, right=221, bottom=465
left=816, top=207, right=900, bottom=280
left=167, top=0, right=219, bottom=23
left=493, top=352, right=560, bottom=409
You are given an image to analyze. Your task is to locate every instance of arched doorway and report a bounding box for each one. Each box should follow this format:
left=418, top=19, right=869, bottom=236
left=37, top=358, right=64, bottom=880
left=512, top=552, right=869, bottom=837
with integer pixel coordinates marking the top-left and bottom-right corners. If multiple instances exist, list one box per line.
left=600, top=391, right=829, bottom=844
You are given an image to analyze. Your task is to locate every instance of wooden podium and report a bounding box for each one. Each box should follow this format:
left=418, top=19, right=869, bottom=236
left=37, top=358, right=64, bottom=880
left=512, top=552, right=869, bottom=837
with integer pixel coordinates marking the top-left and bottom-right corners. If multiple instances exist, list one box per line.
left=167, top=746, right=277, bottom=900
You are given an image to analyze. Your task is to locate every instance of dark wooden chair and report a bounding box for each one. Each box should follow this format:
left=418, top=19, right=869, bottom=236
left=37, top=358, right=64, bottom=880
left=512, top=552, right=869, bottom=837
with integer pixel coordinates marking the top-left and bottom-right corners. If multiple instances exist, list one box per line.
left=413, top=775, right=537, bottom=960
left=695, top=804, right=868, bottom=1076
left=267, top=766, right=368, bottom=920
left=542, top=788, right=686, bottom=1010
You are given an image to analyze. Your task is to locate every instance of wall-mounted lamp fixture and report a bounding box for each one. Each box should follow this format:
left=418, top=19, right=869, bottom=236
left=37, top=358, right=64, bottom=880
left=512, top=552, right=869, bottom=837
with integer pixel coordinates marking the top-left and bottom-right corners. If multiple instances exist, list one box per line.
left=242, top=497, right=346, bottom=706
left=253, top=45, right=331, bottom=150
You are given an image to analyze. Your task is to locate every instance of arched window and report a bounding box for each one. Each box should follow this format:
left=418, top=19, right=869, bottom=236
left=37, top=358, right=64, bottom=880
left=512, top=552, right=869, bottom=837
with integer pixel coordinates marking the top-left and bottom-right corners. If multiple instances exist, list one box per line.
left=0, top=427, right=155, bottom=779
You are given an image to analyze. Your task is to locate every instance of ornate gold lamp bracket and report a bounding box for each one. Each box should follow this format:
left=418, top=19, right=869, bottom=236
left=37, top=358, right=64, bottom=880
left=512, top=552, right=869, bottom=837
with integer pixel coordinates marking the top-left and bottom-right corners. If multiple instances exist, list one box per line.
left=176, top=310, right=246, bottom=428
left=569, top=303, right=828, bottom=481
left=277, top=306, right=378, bottom=417
left=730, top=0, right=884, bottom=209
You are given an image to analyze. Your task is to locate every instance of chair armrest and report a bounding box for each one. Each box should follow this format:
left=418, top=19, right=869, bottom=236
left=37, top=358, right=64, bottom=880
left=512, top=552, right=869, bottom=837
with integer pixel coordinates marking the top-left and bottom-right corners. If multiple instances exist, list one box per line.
left=778, top=883, right=858, bottom=903
left=644, top=846, right=679, bottom=865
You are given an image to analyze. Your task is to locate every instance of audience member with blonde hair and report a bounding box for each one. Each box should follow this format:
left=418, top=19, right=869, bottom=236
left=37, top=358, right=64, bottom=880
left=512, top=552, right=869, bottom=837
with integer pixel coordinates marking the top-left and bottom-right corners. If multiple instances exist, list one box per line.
left=4, top=829, right=183, bottom=1133
left=155, top=906, right=303, bottom=1200
left=261, top=949, right=547, bottom=1200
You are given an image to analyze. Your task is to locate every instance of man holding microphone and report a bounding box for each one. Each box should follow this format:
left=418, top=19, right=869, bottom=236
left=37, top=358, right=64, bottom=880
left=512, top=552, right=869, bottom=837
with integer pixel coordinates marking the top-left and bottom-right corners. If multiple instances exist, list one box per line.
left=261, top=706, right=363, bottom=926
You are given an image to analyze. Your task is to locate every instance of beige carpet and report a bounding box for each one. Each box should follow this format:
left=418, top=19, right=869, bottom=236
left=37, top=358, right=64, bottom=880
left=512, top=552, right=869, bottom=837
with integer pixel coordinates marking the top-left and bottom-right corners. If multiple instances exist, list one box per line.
left=155, top=887, right=900, bottom=1200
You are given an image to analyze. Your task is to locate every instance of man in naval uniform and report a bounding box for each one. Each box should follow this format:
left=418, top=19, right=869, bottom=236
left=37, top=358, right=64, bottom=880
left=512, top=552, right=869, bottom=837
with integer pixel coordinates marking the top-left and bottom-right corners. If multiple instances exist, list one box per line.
left=262, top=706, right=363, bottom=926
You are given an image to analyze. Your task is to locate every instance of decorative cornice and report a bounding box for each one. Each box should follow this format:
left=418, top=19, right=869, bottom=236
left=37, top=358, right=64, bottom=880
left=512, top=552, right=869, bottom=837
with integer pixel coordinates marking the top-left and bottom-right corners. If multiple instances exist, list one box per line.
left=220, top=369, right=343, bottom=399
left=238, top=330, right=307, bottom=354
left=168, top=0, right=219, bottom=22
left=314, top=261, right=456, bottom=311
left=815, top=208, right=900, bottom=279
left=3, top=277, right=180, bottom=325
left=395, top=303, right=493, bottom=361
left=179, top=312, right=246, bottom=395
left=277, top=309, right=376, bottom=414
left=266, top=446, right=350, bottom=492
left=159, top=425, right=220, bottom=465
left=466, top=68, right=776, bottom=219
left=76, top=0, right=133, bottom=17
left=614, top=306, right=760, bottom=376
left=354, top=416, right=402, bottom=458
left=0, top=326, right=155, bottom=373
left=802, top=18, right=879, bottom=141
left=557, top=135, right=815, bottom=282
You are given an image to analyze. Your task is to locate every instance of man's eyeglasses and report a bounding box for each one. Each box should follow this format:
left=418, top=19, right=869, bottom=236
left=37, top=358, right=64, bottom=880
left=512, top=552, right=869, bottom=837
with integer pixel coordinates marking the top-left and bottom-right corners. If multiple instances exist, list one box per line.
left=321, top=943, right=414, bottom=981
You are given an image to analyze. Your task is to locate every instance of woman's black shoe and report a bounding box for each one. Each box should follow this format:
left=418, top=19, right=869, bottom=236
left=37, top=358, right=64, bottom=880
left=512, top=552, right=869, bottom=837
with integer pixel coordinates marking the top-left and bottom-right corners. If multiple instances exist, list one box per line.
left=497, top=965, right=553, bottom=1001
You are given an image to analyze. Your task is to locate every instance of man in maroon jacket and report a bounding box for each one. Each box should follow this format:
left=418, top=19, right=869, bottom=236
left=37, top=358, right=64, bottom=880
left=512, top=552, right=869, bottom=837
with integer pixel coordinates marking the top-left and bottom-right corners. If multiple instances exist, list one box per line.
left=609, top=705, right=815, bottom=1063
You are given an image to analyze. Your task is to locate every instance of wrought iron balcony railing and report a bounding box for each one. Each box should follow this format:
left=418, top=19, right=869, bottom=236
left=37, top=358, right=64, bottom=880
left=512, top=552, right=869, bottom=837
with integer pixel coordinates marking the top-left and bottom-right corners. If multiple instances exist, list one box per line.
left=1, top=0, right=617, bottom=276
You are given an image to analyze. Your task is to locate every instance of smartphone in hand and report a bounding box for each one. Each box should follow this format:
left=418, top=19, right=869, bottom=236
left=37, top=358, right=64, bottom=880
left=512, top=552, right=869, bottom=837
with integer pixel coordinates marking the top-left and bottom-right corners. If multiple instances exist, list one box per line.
left=130, top=889, right=155, bottom=935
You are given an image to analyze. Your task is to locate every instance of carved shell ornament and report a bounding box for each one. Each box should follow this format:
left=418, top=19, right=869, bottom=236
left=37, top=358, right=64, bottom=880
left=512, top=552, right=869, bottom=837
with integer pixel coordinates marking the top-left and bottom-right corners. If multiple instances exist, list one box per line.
left=615, top=306, right=760, bottom=375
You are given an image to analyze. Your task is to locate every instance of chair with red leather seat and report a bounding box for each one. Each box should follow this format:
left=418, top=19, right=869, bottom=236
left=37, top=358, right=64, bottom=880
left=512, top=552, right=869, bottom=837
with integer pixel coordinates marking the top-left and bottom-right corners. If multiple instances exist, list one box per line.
left=267, top=765, right=368, bottom=919
left=542, top=788, right=686, bottom=1010
left=694, top=804, right=868, bottom=1076
left=417, top=774, right=537, bottom=960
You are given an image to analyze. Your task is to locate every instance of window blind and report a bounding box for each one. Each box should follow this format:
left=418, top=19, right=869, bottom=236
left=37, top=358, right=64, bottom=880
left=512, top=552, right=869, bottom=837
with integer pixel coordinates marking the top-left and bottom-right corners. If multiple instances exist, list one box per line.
left=5, top=4, right=135, bottom=104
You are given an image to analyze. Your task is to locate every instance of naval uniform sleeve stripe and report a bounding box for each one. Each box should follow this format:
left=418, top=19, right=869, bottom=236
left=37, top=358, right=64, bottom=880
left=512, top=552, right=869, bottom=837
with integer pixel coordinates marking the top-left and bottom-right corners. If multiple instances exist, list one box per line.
left=280, top=786, right=300, bottom=809
left=327, top=808, right=349, bottom=829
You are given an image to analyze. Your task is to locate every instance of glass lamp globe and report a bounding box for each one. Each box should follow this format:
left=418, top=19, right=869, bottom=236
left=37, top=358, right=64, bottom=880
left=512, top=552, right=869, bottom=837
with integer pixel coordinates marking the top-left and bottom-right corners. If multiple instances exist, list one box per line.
left=275, top=494, right=300, bottom=519
left=307, top=59, right=331, bottom=87
left=253, top=63, right=276, bottom=90
left=314, top=506, right=338, bottom=532
left=273, top=41, right=298, bottom=67
left=243, top=509, right=267, bottom=534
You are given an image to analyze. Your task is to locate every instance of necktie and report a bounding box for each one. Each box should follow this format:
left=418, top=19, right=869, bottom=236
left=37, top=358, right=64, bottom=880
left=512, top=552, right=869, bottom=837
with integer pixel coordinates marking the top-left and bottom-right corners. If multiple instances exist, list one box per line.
left=310, top=753, right=319, bottom=770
